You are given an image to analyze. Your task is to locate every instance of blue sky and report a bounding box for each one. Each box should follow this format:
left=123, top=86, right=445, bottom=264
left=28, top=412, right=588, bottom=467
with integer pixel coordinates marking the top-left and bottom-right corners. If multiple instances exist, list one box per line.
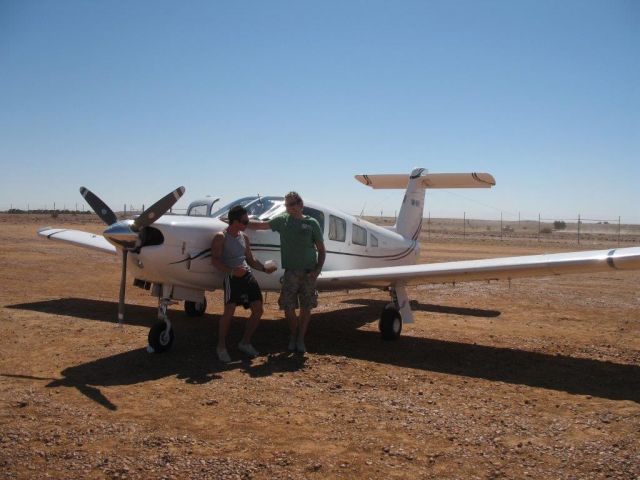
left=1, top=0, right=638, bottom=222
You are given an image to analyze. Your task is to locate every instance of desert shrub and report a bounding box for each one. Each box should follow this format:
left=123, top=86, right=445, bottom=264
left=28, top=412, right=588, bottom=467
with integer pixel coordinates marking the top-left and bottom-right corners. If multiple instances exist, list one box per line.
left=553, top=220, right=567, bottom=230
left=541, top=227, right=552, bottom=234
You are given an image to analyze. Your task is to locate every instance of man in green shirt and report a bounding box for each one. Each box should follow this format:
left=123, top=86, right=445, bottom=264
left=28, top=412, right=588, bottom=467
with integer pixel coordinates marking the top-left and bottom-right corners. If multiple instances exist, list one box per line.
left=249, top=191, right=325, bottom=353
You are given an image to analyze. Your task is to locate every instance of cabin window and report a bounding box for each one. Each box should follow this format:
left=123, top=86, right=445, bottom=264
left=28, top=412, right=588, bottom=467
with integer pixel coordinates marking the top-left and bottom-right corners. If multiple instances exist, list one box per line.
left=188, top=204, right=208, bottom=217
left=329, top=215, right=346, bottom=242
left=370, top=233, right=379, bottom=247
left=352, top=224, right=367, bottom=246
left=303, top=207, right=325, bottom=234
left=210, top=196, right=283, bottom=220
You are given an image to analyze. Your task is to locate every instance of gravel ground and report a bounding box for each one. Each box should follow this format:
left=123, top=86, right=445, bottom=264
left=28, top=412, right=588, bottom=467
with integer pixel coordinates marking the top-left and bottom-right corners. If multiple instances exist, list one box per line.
left=1, top=214, right=638, bottom=479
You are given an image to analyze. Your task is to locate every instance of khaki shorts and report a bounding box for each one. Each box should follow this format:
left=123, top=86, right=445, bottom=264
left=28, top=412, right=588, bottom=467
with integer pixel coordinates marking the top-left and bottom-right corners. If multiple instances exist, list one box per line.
left=278, top=270, right=318, bottom=311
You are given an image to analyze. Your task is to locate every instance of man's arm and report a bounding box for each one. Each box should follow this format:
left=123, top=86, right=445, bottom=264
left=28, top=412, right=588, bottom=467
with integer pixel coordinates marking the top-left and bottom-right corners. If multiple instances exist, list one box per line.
left=310, top=240, right=326, bottom=279
left=247, top=220, right=271, bottom=231
left=244, top=236, right=276, bottom=273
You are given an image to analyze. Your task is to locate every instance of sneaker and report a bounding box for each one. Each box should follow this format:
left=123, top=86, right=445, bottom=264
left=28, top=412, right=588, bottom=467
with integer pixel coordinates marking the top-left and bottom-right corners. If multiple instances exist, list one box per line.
left=238, top=342, right=259, bottom=357
left=216, top=347, right=231, bottom=363
left=296, top=339, right=306, bottom=353
left=287, top=336, right=297, bottom=352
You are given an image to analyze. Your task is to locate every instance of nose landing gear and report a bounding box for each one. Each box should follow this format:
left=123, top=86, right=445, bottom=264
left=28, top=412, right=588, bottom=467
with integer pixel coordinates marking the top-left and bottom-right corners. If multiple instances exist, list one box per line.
left=148, top=297, right=177, bottom=353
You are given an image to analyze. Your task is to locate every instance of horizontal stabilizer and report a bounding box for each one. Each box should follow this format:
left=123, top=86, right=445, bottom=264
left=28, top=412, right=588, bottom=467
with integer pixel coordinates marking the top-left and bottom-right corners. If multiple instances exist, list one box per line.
left=38, top=227, right=117, bottom=255
left=356, top=172, right=495, bottom=189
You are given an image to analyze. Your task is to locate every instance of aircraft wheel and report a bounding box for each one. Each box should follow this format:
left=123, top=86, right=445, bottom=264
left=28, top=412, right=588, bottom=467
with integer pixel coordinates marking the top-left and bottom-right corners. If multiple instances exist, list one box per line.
left=380, top=307, right=402, bottom=341
left=185, top=298, right=207, bottom=317
left=148, top=321, right=175, bottom=353
left=379, top=302, right=395, bottom=332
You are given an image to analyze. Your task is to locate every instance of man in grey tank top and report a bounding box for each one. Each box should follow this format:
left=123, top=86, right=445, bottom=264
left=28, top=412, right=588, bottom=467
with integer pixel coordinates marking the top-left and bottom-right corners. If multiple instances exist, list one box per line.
left=211, top=205, right=276, bottom=363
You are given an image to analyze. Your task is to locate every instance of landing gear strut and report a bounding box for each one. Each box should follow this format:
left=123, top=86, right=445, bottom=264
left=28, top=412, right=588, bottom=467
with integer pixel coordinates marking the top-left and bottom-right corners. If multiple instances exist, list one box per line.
left=148, top=297, right=177, bottom=353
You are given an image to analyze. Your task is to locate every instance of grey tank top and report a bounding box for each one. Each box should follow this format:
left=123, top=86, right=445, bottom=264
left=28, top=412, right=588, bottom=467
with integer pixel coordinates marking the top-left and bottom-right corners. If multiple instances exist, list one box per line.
left=221, top=231, right=249, bottom=269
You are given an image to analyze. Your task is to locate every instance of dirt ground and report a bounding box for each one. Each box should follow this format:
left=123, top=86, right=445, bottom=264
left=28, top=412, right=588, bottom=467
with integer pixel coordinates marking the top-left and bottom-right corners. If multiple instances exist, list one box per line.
left=1, top=214, right=638, bottom=479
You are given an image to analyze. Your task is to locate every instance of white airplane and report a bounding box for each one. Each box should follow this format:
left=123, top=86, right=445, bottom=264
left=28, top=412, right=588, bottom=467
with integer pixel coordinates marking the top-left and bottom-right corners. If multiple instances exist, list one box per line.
left=38, top=168, right=640, bottom=353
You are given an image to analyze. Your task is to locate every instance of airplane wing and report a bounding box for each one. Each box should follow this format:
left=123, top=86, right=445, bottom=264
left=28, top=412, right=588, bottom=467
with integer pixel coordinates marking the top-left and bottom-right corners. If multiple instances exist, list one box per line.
left=38, top=227, right=117, bottom=255
left=317, top=247, right=640, bottom=290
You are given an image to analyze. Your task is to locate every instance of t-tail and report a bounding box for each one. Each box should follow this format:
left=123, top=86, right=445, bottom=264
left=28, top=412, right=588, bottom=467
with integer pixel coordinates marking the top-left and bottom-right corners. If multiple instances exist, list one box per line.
left=356, top=168, right=496, bottom=240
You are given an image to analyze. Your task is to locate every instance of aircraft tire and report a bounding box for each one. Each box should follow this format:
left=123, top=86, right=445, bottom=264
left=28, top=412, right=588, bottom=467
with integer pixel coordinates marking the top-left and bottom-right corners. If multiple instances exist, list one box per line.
left=148, top=321, right=175, bottom=353
left=380, top=307, right=402, bottom=341
left=185, top=298, right=207, bottom=317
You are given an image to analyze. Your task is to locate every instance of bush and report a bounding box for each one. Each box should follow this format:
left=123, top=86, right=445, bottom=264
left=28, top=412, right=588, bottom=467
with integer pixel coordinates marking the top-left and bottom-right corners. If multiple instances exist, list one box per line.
left=553, top=220, right=567, bottom=230
left=541, top=227, right=552, bottom=234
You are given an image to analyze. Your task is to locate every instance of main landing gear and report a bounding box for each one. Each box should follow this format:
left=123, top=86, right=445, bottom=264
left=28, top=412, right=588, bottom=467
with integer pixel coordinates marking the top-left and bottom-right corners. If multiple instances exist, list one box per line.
left=379, top=305, right=402, bottom=340
left=378, top=283, right=414, bottom=341
left=184, top=298, right=207, bottom=317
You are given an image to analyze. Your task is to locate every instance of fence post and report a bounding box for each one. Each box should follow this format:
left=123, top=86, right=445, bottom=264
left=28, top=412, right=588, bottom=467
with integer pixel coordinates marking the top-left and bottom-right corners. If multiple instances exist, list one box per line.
left=463, top=211, right=466, bottom=238
left=538, top=214, right=540, bottom=241
left=618, top=216, right=621, bottom=246
left=577, top=214, right=581, bottom=245
left=500, top=212, right=503, bottom=241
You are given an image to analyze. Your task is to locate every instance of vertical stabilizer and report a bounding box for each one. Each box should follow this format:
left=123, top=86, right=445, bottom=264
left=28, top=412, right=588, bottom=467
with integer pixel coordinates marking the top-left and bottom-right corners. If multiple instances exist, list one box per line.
left=395, top=168, right=427, bottom=240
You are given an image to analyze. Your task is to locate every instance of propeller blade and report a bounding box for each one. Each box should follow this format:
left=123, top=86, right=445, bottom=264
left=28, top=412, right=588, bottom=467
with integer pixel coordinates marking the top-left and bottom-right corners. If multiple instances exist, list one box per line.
left=79, top=187, right=118, bottom=226
left=118, top=250, right=128, bottom=324
left=132, top=186, right=185, bottom=231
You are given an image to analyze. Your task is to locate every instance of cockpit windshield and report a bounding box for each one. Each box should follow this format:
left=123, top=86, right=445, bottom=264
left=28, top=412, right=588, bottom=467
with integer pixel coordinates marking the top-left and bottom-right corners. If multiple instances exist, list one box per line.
left=210, top=196, right=284, bottom=220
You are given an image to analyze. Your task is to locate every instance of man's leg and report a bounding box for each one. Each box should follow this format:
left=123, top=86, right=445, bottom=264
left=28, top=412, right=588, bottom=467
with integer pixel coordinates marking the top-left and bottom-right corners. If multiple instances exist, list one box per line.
left=241, top=300, right=263, bottom=345
left=217, top=303, right=236, bottom=361
left=298, top=308, right=311, bottom=340
left=285, top=308, right=298, bottom=350
left=296, top=274, right=318, bottom=352
left=278, top=271, right=300, bottom=351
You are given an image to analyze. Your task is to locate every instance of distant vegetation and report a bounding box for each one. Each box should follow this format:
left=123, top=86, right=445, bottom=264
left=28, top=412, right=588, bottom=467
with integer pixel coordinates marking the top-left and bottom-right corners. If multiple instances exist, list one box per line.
left=5, top=209, right=92, bottom=215
left=553, top=220, right=567, bottom=230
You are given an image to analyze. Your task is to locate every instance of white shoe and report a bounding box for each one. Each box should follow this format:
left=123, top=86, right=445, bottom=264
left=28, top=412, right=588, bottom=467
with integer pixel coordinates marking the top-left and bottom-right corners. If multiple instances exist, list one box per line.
left=238, top=342, right=259, bottom=357
left=216, top=347, right=231, bottom=363
left=287, top=336, right=297, bottom=351
left=296, top=339, right=306, bottom=353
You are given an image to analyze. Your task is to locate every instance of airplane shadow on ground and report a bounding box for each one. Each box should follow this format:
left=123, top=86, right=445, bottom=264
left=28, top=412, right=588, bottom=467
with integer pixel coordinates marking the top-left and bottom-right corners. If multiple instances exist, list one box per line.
left=6, top=297, right=639, bottom=408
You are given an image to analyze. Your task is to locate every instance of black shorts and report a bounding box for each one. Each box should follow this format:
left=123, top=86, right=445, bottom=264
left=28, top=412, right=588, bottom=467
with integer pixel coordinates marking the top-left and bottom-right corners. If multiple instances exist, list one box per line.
left=223, top=272, right=262, bottom=308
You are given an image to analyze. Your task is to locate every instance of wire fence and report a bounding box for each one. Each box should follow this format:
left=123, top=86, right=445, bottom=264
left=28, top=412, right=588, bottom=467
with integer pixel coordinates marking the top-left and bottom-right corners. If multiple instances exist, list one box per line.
left=3, top=204, right=639, bottom=246
left=370, top=212, right=640, bottom=247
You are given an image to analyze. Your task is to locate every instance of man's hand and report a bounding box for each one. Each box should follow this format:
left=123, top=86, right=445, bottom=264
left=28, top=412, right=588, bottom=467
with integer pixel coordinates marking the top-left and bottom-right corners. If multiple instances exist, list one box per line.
left=308, top=269, right=321, bottom=280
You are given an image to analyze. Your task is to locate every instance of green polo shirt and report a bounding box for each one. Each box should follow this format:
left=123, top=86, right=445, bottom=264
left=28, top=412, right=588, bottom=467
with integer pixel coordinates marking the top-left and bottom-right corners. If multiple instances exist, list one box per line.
left=269, top=213, right=323, bottom=270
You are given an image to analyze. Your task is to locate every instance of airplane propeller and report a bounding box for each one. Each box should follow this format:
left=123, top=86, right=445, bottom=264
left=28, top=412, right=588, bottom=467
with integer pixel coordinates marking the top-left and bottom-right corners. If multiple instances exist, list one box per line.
left=79, top=186, right=118, bottom=226
left=132, top=187, right=186, bottom=231
left=79, top=186, right=186, bottom=323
